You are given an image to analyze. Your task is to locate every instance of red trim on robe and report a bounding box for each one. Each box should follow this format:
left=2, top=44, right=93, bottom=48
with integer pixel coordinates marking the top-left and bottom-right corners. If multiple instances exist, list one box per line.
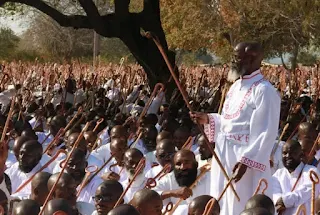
left=240, top=156, right=266, bottom=172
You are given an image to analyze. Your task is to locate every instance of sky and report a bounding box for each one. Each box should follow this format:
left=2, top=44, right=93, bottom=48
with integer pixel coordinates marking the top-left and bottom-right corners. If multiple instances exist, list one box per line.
left=0, top=15, right=26, bottom=35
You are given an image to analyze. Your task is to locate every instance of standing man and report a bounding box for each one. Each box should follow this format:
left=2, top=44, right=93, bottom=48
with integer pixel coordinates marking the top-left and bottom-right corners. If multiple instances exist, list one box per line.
left=190, top=42, right=280, bottom=214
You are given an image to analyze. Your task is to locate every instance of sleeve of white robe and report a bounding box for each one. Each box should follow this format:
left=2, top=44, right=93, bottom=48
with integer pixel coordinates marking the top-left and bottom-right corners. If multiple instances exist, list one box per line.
left=240, top=85, right=280, bottom=171
left=271, top=171, right=283, bottom=203
left=204, top=114, right=222, bottom=143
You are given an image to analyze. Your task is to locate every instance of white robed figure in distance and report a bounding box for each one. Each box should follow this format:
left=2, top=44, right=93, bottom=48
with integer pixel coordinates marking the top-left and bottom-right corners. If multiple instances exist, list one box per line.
left=190, top=42, right=281, bottom=214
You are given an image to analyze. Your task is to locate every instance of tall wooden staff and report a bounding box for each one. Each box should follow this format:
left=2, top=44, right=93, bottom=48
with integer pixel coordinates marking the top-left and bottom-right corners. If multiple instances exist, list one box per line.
left=144, top=32, right=240, bottom=201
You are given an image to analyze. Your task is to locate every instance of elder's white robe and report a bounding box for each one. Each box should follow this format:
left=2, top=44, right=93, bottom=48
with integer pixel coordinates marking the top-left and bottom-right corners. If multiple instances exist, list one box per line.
left=272, top=163, right=319, bottom=215
left=121, top=174, right=147, bottom=203
left=204, top=70, right=280, bottom=214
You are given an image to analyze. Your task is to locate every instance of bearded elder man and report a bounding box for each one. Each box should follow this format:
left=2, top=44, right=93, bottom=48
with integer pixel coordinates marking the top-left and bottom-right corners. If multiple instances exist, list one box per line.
left=190, top=42, right=280, bottom=214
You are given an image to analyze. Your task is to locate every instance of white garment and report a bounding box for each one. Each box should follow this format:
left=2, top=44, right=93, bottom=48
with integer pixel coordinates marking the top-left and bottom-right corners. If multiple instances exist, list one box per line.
left=98, top=128, right=109, bottom=146
left=145, top=151, right=157, bottom=164
left=121, top=174, right=147, bottom=203
left=153, top=169, right=211, bottom=206
left=171, top=205, right=188, bottom=215
left=147, top=91, right=166, bottom=115
left=0, top=88, right=16, bottom=112
left=74, top=89, right=86, bottom=104
left=126, top=85, right=140, bottom=104
left=5, top=151, right=16, bottom=169
left=77, top=176, right=103, bottom=205
left=102, top=159, right=127, bottom=183
left=145, top=165, right=163, bottom=179
left=5, top=162, right=49, bottom=194
left=77, top=201, right=95, bottom=215
left=270, top=141, right=285, bottom=175
left=204, top=70, right=281, bottom=215
left=272, top=163, right=319, bottom=215
left=315, top=150, right=320, bottom=160
left=91, top=143, right=111, bottom=163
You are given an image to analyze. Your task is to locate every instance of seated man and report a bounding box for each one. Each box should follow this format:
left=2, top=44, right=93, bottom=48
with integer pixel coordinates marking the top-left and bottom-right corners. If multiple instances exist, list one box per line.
left=53, top=132, right=103, bottom=170
left=153, top=150, right=210, bottom=207
left=300, top=138, right=318, bottom=167
left=47, top=172, right=95, bottom=215
left=272, top=140, right=319, bottom=215
left=43, top=198, right=73, bottom=215
left=245, top=194, right=275, bottom=215
left=196, top=135, right=213, bottom=168
left=131, top=189, right=163, bottom=215
left=101, top=138, right=129, bottom=183
left=30, top=172, right=52, bottom=206
left=107, top=204, right=140, bottom=215
left=6, top=140, right=47, bottom=194
left=92, top=180, right=124, bottom=215
left=121, top=148, right=148, bottom=202
left=188, top=195, right=220, bottom=215
left=145, top=139, right=175, bottom=179
left=64, top=149, right=103, bottom=204
left=12, top=199, right=40, bottom=215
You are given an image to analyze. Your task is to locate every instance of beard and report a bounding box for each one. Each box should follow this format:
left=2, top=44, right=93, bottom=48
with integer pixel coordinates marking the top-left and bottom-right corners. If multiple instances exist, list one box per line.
left=227, top=64, right=247, bottom=82
left=174, top=164, right=198, bottom=187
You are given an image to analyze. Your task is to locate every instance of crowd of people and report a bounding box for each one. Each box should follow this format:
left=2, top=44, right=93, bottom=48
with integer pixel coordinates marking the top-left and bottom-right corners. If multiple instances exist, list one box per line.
left=0, top=46, right=319, bottom=215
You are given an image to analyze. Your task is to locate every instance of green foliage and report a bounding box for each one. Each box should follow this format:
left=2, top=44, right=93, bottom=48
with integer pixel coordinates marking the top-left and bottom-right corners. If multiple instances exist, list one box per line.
left=0, top=27, right=20, bottom=59
left=297, top=51, right=318, bottom=66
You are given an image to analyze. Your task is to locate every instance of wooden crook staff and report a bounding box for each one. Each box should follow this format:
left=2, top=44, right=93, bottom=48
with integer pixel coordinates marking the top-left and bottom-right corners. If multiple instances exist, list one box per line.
left=76, top=165, right=98, bottom=197
left=253, top=178, right=268, bottom=195
left=145, top=164, right=172, bottom=189
left=270, top=123, right=289, bottom=165
left=181, top=136, right=193, bottom=150
left=93, top=118, right=104, bottom=133
left=138, top=83, right=165, bottom=122
left=294, top=204, right=306, bottom=215
left=38, top=122, right=90, bottom=215
left=168, top=164, right=211, bottom=215
left=202, top=198, right=218, bottom=215
left=310, top=170, right=319, bottom=215
left=145, top=32, right=240, bottom=202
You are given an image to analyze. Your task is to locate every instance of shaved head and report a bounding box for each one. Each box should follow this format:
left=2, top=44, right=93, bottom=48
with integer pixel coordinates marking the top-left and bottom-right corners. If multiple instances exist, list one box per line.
left=31, top=172, right=52, bottom=206
left=156, top=131, right=172, bottom=144
left=43, top=199, right=73, bottom=215
left=188, top=195, right=219, bottom=215
left=245, top=194, right=275, bottom=215
left=131, top=189, right=163, bottom=215
left=13, top=199, right=40, bottom=215
left=107, top=204, right=140, bottom=215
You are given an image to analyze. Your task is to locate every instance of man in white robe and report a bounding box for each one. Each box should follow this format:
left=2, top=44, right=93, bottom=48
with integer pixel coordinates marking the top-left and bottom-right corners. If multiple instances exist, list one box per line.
left=272, top=140, right=319, bottom=215
left=191, top=42, right=281, bottom=214
left=153, top=150, right=211, bottom=212
left=6, top=140, right=48, bottom=195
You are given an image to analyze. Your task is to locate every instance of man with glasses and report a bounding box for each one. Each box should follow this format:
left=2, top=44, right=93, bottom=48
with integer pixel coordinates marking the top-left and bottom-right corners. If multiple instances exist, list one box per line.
left=145, top=139, right=175, bottom=179
left=92, top=180, right=124, bottom=215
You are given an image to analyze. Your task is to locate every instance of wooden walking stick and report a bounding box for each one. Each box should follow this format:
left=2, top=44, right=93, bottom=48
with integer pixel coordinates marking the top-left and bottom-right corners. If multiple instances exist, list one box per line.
left=295, top=204, right=306, bottom=215
left=217, top=177, right=235, bottom=202
left=253, top=178, right=268, bottom=195
left=168, top=164, right=211, bottom=215
left=202, top=198, right=218, bottom=215
left=270, top=123, right=289, bottom=167
left=181, top=136, right=193, bottom=150
left=145, top=164, right=172, bottom=189
left=161, top=202, right=174, bottom=215
left=93, top=118, right=104, bottom=133
left=310, top=170, right=319, bottom=215
left=145, top=31, right=240, bottom=202
left=38, top=122, right=90, bottom=215
left=76, top=165, right=98, bottom=197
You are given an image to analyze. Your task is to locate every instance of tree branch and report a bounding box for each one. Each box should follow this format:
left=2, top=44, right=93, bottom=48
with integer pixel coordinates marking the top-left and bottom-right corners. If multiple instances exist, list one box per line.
left=0, top=0, right=92, bottom=29
left=77, top=0, right=109, bottom=36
